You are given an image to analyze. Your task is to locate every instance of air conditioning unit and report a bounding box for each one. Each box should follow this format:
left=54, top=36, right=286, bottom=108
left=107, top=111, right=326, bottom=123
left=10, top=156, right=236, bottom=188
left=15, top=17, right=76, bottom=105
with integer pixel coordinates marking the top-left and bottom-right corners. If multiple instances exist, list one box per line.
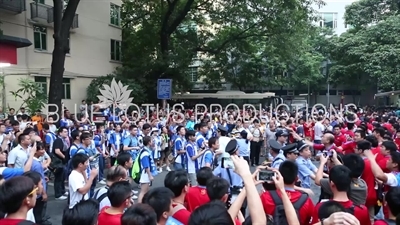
left=287, top=91, right=294, bottom=96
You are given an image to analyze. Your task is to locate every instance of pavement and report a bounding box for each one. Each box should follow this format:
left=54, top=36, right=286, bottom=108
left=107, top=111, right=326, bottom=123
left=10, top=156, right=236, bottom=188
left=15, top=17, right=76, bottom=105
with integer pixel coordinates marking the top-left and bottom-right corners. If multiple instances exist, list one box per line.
left=45, top=162, right=321, bottom=224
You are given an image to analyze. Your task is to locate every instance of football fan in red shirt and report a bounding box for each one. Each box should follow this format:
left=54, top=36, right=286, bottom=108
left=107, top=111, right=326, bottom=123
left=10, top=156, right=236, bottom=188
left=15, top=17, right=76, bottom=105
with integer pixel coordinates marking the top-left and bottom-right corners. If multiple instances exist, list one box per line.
left=185, top=167, right=213, bottom=212
left=311, top=165, right=370, bottom=225
left=364, top=149, right=400, bottom=219
left=303, top=118, right=314, bottom=141
left=260, top=161, right=314, bottom=225
left=354, top=140, right=378, bottom=224
left=332, top=125, right=346, bottom=147
left=302, top=132, right=342, bottom=156
left=373, top=127, right=386, bottom=146
left=394, top=130, right=400, bottom=149
left=377, top=141, right=398, bottom=173
left=341, top=123, right=355, bottom=140
left=340, top=130, right=366, bottom=155
left=164, top=170, right=192, bottom=225
left=365, top=135, right=384, bottom=163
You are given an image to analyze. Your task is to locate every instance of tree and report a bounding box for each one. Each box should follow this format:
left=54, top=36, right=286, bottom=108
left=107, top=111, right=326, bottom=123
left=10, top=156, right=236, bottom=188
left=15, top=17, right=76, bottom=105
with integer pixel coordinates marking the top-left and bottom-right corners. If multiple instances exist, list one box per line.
left=10, top=78, right=47, bottom=113
left=86, top=69, right=146, bottom=104
left=121, top=0, right=322, bottom=98
left=48, top=0, right=80, bottom=116
left=328, top=0, right=400, bottom=91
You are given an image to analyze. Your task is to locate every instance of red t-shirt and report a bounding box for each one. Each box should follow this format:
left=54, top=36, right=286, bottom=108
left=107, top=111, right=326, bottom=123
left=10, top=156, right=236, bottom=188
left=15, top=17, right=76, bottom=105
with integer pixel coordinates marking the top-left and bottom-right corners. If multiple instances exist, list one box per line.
left=185, top=186, right=210, bottom=212
left=394, top=138, right=400, bottom=149
left=383, top=123, right=393, bottom=132
left=172, top=203, right=191, bottom=225
left=341, top=128, right=355, bottom=138
left=303, top=123, right=314, bottom=139
left=0, top=219, right=35, bottom=225
left=361, top=158, right=377, bottom=207
left=260, top=190, right=314, bottom=225
left=98, top=206, right=123, bottom=225
left=341, top=141, right=356, bottom=155
left=372, top=147, right=384, bottom=163
left=334, top=134, right=346, bottom=147
left=377, top=155, right=391, bottom=173
left=374, top=219, right=395, bottom=225
left=311, top=200, right=370, bottom=225
left=234, top=218, right=241, bottom=225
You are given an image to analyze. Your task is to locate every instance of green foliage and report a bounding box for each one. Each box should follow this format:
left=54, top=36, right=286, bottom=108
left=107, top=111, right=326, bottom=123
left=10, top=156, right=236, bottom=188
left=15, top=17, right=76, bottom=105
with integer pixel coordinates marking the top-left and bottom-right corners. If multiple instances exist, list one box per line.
left=328, top=0, right=400, bottom=91
left=10, top=78, right=47, bottom=113
left=86, top=69, right=146, bottom=104
left=121, top=0, right=324, bottom=96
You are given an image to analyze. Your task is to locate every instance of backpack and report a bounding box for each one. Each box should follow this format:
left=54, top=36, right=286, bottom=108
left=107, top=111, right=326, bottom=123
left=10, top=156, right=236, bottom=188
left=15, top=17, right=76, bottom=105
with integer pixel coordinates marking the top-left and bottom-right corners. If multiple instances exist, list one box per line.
left=270, top=191, right=308, bottom=225
left=93, top=187, right=109, bottom=205
left=131, top=149, right=146, bottom=184
left=67, top=144, right=86, bottom=175
left=376, top=219, right=396, bottom=225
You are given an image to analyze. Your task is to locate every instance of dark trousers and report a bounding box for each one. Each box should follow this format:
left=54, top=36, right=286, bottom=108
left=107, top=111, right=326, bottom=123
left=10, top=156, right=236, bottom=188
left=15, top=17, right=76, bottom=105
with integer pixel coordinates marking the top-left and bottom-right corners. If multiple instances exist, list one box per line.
left=33, top=197, right=46, bottom=224
left=53, top=168, right=65, bottom=198
left=250, top=141, right=262, bottom=165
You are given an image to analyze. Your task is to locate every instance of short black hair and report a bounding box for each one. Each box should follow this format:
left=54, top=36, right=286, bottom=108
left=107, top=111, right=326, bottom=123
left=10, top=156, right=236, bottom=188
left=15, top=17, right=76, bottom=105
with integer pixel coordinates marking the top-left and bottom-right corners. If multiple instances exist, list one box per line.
left=107, top=181, right=132, bottom=207
left=318, top=201, right=346, bottom=220
left=143, top=136, right=152, bottom=146
left=23, top=171, right=42, bottom=186
left=62, top=199, right=99, bottom=225
left=279, top=161, right=298, bottom=184
left=329, top=165, right=352, bottom=192
left=356, top=140, right=371, bottom=151
left=196, top=167, right=214, bottom=186
left=188, top=200, right=233, bottom=225
left=342, top=154, right=365, bottom=178
left=121, top=203, right=157, bottom=225
left=0, top=176, right=35, bottom=214
left=142, top=187, right=174, bottom=222
left=117, top=152, right=131, bottom=166
left=164, top=170, right=189, bottom=197
left=71, top=153, right=89, bottom=169
left=206, top=177, right=229, bottom=201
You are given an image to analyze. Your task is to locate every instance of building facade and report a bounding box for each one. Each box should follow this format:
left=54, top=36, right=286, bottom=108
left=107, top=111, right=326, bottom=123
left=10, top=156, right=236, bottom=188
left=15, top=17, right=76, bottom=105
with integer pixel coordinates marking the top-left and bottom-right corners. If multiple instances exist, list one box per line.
left=0, top=0, right=122, bottom=112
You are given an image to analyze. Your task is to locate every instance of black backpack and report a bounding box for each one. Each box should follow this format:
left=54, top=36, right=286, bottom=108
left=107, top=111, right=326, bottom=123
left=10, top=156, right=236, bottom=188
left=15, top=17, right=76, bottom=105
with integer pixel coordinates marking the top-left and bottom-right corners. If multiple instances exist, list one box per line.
left=269, top=191, right=308, bottom=225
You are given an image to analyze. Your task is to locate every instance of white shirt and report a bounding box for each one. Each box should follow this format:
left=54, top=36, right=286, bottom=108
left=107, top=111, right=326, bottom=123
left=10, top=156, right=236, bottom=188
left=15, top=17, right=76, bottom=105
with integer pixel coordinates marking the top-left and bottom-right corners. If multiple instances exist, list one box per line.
left=385, top=172, right=399, bottom=187
left=314, top=122, right=325, bottom=141
left=218, top=136, right=231, bottom=155
left=68, top=170, right=89, bottom=209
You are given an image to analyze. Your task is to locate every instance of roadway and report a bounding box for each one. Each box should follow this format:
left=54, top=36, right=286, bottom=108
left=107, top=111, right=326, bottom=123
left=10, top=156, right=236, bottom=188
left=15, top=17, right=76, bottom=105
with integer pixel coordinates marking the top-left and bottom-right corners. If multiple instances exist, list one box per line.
left=46, top=164, right=322, bottom=224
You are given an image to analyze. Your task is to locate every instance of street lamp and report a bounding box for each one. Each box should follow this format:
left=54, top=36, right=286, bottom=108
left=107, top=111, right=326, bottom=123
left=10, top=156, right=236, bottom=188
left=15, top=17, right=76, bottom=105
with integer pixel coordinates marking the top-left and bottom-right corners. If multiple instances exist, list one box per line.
left=322, top=59, right=332, bottom=107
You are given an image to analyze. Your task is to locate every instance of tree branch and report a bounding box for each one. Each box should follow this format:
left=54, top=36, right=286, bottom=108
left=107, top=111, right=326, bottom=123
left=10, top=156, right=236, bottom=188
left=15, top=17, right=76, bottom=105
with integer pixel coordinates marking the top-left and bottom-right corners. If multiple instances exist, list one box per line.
left=196, top=23, right=262, bottom=54
left=166, top=0, right=195, bottom=35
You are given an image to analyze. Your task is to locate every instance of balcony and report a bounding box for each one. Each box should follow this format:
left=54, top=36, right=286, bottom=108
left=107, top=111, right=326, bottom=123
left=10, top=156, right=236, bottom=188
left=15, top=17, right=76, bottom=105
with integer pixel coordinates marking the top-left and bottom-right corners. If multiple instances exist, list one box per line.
left=30, top=2, right=79, bottom=29
left=0, top=0, right=26, bottom=14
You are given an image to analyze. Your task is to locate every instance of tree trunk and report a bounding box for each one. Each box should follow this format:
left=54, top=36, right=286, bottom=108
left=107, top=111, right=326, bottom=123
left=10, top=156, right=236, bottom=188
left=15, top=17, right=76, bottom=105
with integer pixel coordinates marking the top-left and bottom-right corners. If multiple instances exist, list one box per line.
left=48, top=0, right=80, bottom=119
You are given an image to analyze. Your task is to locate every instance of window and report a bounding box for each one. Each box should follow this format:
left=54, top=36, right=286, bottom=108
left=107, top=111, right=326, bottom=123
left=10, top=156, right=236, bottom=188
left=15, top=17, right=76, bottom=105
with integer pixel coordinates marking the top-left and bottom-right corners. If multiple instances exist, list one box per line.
left=319, top=13, right=338, bottom=29
left=344, top=24, right=354, bottom=29
left=110, top=40, right=122, bottom=61
left=62, top=78, right=71, bottom=99
left=188, top=67, right=198, bottom=82
left=33, top=26, right=47, bottom=51
left=110, top=4, right=121, bottom=26
left=34, top=77, right=47, bottom=97
left=38, top=0, right=45, bottom=4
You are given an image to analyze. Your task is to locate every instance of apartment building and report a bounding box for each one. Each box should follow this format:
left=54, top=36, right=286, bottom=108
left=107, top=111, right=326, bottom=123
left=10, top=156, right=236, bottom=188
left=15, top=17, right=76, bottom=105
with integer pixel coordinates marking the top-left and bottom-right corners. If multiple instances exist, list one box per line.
left=316, top=0, right=359, bottom=35
left=0, top=0, right=122, bottom=111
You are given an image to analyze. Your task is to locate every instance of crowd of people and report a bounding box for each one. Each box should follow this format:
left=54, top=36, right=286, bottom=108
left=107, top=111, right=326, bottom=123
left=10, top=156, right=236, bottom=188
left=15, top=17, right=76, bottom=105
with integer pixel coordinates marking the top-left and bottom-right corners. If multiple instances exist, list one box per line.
left=0, top=104, right=399, bottom=225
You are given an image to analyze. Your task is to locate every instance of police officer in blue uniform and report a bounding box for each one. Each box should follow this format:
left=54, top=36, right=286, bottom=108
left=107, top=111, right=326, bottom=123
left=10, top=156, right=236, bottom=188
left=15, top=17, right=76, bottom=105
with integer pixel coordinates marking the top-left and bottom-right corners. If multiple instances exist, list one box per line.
left=269, top=139, right=286, bottom=169
left=282, top=143, right=299, bottom=162
left=213, top=139, right=246, bottom=215
left=295, top=140, right=317, bottom=189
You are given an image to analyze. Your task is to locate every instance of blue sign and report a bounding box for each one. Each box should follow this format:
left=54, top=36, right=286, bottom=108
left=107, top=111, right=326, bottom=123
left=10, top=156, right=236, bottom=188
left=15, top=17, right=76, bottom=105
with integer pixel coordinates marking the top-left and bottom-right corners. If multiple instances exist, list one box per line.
left=157, top=79, right=172, bottom=100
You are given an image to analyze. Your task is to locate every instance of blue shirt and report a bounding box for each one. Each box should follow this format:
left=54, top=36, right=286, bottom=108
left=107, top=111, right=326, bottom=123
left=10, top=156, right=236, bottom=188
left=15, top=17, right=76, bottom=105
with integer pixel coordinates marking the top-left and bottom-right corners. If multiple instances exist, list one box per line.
left=173, top=136, right=186, bottom=164
left=213, top=165, right=243, bottom=187
left=0, top=167, right=24, bottom=180
left=237, top=138, right=249, bottom=156
left=296, top=156, right=317, bottom=188
left=200, top=149, right=213, bottom=168
left=271, top=152, right=286, bottom=169
left=31, top=158, right=46, bottom=197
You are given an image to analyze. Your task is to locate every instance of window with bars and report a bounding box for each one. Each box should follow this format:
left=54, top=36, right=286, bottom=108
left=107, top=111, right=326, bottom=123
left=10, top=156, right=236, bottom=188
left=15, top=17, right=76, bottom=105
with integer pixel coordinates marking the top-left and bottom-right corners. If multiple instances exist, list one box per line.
left=62, top=78, right=71, bottom=99
left=33, top=26, right=47, bottom=51
left=34, top=77, right=47, bottom=97
left=319, top=13, right=338, bottom=29
left=188, top=67, right=198, bottom=82
left=110, top=4, right=121, bottom=26
left=110, top=40, right=122, bottom=61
